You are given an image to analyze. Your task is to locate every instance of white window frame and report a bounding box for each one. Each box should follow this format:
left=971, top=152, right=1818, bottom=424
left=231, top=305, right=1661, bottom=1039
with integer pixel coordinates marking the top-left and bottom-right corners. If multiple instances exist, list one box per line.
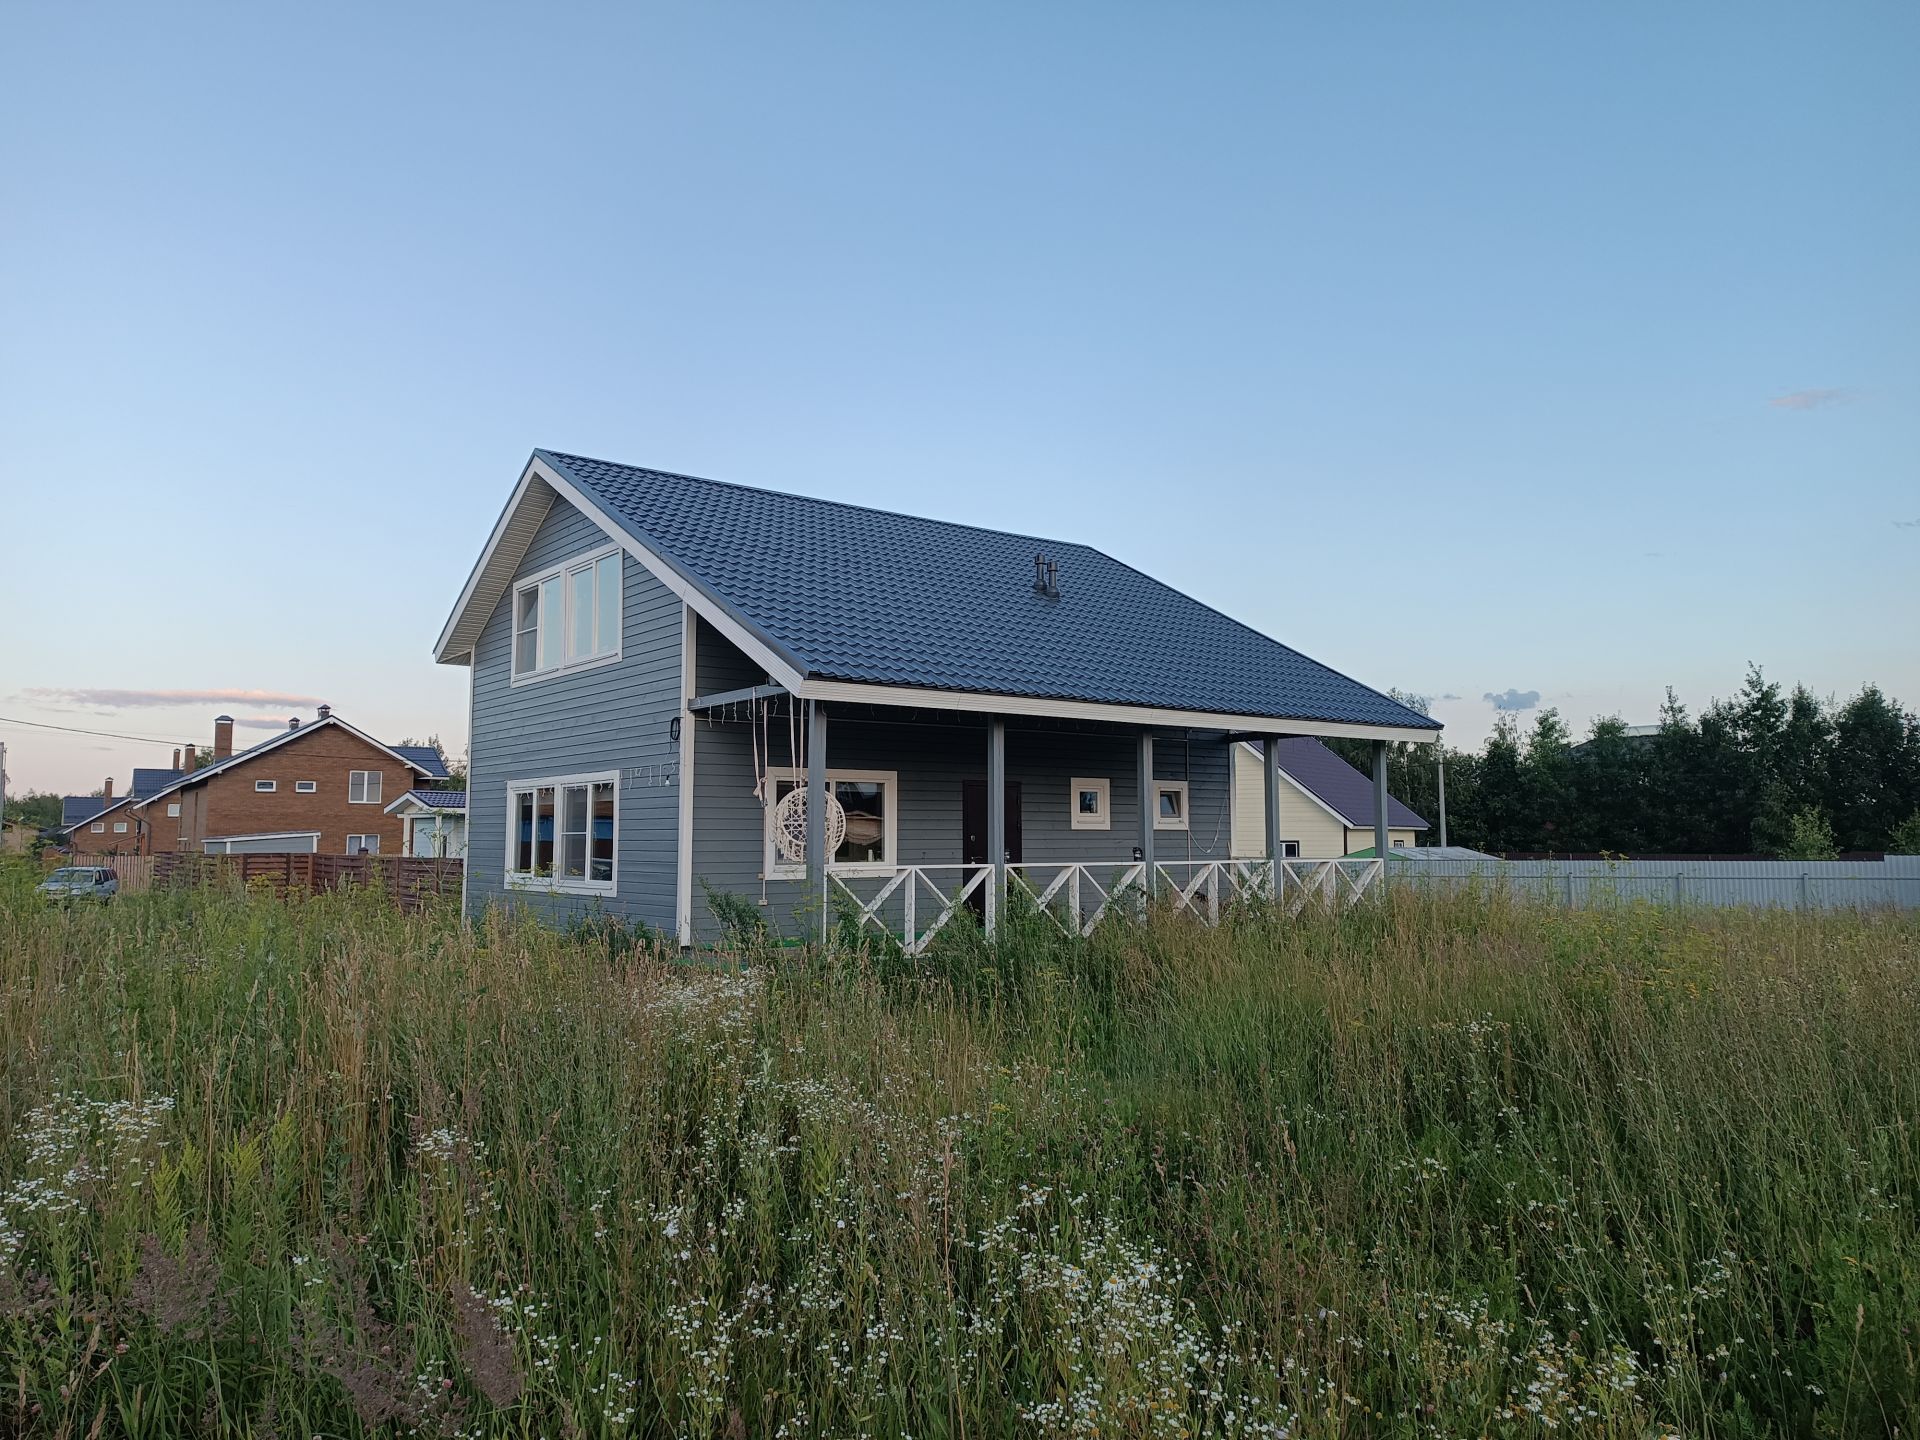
left=295, top=780, right=317, bottom=794
left=764, top=768, right=899, bottom=879
left=509, top=545, right=623, bottom=685
left=504, top=770, right=619, bottom=895
left=255, top=779, right=277, bottom=793
left=113, top=821, right=129, bottom=834
left=167, top=803, right=181, bottom=818
left=1153, top=780, right=1190, bottom=831
left=345, top=834, right=381, bottom=855
left=1069, top=776, right=1111, bottom=831
left=348, top=771, right=383, bottom=805
left=1279, top=839, right=1301, bottom=859
left=90, top=822, right=105, bottom=834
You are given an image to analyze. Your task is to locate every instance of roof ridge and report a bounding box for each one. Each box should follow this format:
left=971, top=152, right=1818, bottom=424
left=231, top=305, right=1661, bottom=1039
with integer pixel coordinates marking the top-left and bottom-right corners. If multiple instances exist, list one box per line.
left=539, top=449, right=1101, bottom=559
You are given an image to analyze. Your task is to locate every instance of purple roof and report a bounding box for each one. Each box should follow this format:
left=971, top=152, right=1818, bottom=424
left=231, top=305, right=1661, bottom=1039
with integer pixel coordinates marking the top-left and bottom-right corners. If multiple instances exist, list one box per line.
left=1265, top=737, right=1428, bottom=830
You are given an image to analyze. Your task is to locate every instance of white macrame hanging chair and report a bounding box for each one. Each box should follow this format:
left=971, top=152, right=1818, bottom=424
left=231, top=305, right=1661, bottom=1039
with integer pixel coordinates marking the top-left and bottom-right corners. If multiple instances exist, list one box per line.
left=772, top=784, right=847, bottom=865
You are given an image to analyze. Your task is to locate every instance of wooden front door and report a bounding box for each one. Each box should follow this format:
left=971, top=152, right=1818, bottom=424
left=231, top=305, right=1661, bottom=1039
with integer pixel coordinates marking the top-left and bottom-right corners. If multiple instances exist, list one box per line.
left=961, top=778, right=1022, bottom=916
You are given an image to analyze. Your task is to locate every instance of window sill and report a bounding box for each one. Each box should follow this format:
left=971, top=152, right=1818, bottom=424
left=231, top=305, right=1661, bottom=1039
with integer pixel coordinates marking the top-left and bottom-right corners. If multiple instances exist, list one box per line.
left=509, top=650, right=623, bottom=688
left=768, top=863, right=898, bottom=881
left=506, top=873, right=617, bottom=897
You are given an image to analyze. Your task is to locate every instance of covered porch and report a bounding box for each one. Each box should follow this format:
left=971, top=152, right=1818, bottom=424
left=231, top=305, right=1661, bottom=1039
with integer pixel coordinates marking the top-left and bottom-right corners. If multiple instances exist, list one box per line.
left=686, top=678, right=1402, bottom=950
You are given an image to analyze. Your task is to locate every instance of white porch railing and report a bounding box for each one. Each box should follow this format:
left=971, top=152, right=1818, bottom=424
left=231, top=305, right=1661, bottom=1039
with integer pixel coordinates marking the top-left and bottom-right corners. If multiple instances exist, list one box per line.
left=828, top=857, right=1383, bottom=953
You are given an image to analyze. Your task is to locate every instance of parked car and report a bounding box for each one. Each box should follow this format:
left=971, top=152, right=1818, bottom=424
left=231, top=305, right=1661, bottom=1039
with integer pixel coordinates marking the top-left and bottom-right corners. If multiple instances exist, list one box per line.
left=37, top=866, right=119, bottom=902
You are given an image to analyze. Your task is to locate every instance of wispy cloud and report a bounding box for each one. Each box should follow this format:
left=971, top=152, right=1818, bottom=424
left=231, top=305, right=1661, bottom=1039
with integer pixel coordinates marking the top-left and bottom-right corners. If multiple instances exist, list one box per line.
left=1484, top=688, right=1542, bottom=712
left=1768, top=388, right=1853, bottom=411
left=1438, top=692, right=1462, bottom=702
left=27, top=687, right=324, bottom=710
left=1895, top=518, right=1920, bottom=530
left=234, top=714, right=305, bottom=730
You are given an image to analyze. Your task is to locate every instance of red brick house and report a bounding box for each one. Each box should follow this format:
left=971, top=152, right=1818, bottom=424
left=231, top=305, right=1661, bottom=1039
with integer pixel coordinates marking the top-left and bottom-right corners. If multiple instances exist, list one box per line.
left=128, top=709, right=451, bottom=855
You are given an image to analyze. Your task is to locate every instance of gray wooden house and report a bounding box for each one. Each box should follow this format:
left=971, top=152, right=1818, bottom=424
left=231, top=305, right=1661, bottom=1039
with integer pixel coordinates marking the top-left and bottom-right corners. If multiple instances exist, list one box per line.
left=435, top=451, right=1441, bottom=947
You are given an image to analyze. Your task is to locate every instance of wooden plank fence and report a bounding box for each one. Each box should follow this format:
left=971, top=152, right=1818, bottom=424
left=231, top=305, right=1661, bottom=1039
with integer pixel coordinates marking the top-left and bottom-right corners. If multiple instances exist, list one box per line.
left=153, top=852, right=462, bottom=912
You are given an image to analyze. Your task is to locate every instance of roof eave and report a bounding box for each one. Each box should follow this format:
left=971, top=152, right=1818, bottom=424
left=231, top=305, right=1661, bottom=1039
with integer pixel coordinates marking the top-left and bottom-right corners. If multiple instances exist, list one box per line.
left=433, top=452, right=812, bottom=692
left=798, top=679, right=1443, bottom=744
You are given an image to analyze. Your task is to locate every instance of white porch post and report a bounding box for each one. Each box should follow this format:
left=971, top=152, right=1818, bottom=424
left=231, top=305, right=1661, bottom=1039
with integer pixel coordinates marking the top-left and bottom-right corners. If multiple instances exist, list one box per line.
left=807, top=700, right=828, bottom=942
left=1371, top=739, right=1390, bottom=871
left=1263, top=736, right=1283, bottom=898
left=986, top=717, right=1006, bottom=939
left=1137, top=730, right=1156, bottom=904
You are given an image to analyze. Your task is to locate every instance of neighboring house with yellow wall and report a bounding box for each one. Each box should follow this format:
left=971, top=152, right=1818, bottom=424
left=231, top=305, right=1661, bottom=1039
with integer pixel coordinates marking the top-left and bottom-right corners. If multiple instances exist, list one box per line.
left=1230, top=737, right=1426, bottom=859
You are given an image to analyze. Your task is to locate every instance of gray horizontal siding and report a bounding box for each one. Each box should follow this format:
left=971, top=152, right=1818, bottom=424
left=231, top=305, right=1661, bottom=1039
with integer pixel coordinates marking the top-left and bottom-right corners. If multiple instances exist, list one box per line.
left=688, top=627, right=1232, bottom=944
left=467, top=498, right=682, bottom=934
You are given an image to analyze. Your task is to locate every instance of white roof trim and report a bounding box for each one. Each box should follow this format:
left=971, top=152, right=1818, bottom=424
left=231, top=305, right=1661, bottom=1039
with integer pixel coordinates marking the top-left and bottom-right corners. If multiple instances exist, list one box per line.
left=1236, top=739, right=1430, bottom=828
left=799, top=680, right=1443, bottom=744
left=433, top=454, right=808, bottom=693
left=58, top=794, right=137, bottom=835
left=1236, top=740, right=1358, bottom=827
left=129, top=716, right=442, bottom=810
left=435, top=453, right=1439, bottom=743
left=383, top=792, right=468, bottom=817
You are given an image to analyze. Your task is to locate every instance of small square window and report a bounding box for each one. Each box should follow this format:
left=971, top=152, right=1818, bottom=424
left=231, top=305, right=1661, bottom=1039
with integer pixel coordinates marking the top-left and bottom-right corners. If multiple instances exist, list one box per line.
left=1069, top=777, right=1110, bottom=830
left=255, top=779, right=277, bottom=793
left=91, top=822, right=105, bottom=833
left=1154, top=781, right=1189, bottom=831
left=295, top=780, right=317, bottom=794
left=167, top=803, right=181, bottom=818
left=113, top=821, right=128, bottom=833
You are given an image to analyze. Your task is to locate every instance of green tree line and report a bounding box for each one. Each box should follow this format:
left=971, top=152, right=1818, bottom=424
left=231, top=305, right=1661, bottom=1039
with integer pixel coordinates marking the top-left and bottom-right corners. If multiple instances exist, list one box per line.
left=1331, top=669, right=1920, bottom=858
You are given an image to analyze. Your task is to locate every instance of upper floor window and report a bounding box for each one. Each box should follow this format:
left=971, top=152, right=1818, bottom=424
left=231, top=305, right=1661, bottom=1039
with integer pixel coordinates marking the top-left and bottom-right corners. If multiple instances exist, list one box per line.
left=255, top=780, right=277, bottom=792
left=113, top=821, right=129, bottom=834
left=296, top=781, right=317, bottom=794
left=91, top=822, right=105, bottom=834
left=167, top=803, right=181, bottom=818
left=512, top=547, right=621, bottom=680
left=348, top=771, right=383, bottom=805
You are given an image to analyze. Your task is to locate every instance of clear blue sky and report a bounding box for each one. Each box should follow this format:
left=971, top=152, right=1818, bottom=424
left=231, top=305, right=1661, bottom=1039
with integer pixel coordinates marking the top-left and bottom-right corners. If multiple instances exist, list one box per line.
left=3, top=3, right=1915, bottom=795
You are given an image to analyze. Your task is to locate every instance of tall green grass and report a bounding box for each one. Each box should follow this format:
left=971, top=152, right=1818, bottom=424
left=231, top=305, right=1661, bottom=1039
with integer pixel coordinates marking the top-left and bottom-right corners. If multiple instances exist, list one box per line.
left=1, top=861, right=1915, bottom=1437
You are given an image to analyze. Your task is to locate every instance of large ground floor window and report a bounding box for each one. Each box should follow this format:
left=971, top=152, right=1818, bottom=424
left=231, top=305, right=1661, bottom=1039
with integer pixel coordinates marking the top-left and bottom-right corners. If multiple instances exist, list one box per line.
left=765, top=769, right=897, bottom=878
left=507, top=772, right=617, bottom=893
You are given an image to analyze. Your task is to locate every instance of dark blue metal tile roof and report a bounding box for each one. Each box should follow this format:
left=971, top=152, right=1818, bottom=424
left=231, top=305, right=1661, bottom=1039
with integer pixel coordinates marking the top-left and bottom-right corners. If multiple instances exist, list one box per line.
left=131, top=768, right=185, bottom=799
left=1271, top=737, right=1429, bottom=829
left=539, top=450, right=1439, bottom=732
left=392, top=745, right=451, bottom=778
left=61, top=796, right=110, bottom=827
left=403, top=788, right=466, bottom=809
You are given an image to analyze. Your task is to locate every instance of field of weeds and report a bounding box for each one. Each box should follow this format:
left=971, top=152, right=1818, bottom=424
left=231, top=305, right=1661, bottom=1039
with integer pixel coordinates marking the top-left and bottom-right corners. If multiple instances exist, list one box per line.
left=0, top=862, right=1915, bottom=1438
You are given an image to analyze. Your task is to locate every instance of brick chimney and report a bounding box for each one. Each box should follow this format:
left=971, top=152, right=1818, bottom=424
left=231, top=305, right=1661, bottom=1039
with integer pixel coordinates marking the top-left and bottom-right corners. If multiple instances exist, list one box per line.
left=213, top=715, right=234, bottom=759
left=102, top=776, right=114, bottom=800
left=172, top=747, right=181, bottom=769
left=181, top=743, right=197, bottom=774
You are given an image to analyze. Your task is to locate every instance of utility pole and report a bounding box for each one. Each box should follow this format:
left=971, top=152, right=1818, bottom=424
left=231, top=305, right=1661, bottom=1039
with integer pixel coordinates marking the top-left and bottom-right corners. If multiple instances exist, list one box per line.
left=1437, top=749, right=1448, bottom=849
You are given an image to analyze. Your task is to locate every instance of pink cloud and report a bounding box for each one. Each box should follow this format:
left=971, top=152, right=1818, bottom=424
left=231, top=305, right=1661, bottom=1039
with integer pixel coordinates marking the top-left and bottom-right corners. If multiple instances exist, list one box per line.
left=1768, top=388, right=1853, bottom=411
left=27, top=686, right=324, bottom=710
